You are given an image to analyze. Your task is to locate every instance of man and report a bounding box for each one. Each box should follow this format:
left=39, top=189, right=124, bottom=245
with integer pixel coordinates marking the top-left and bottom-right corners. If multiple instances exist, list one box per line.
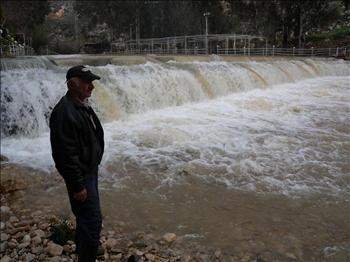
left=49, top=65, right=104, bottom=261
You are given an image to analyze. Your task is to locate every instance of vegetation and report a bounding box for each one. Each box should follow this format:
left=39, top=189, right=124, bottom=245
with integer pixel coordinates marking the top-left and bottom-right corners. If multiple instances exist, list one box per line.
left=0, top=0, right=348, bottom=54
left=49, top=218, right=75, bottom=245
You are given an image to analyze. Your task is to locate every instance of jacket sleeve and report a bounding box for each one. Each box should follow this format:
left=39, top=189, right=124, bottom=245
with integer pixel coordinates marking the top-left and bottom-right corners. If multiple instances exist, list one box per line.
left=50, top=110, right=85, bottom=193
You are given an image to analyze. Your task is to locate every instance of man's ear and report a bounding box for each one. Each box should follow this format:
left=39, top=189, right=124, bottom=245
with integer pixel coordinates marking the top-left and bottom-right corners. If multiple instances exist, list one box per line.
left=67, top=78, right=80, bottom=89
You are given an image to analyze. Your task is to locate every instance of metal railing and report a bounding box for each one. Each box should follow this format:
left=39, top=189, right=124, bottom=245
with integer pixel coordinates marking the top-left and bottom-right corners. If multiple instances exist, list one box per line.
left=0, top=44, right=35, bottom=57
left=112, top=46, right=348, bottom=58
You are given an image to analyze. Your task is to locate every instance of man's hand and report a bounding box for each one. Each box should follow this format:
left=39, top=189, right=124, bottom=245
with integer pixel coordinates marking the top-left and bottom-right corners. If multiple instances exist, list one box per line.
left=73, top=188, right=87, bottom=202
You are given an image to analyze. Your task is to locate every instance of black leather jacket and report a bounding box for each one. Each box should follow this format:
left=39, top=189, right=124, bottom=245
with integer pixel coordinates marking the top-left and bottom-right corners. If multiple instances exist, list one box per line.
left=49, top=92, right=104, bottom=192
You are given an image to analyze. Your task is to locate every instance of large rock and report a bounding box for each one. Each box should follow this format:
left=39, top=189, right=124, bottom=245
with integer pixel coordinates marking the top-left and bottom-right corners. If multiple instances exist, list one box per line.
left=47, top=243, right=63, bottom=256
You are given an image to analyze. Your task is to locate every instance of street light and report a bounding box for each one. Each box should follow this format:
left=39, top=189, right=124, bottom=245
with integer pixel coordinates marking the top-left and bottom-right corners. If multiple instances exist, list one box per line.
left=203, top=12, right=210, bottom=55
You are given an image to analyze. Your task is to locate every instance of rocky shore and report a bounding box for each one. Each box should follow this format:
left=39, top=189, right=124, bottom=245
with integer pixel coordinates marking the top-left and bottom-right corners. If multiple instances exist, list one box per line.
left=1, top=159, right=350, bottom=261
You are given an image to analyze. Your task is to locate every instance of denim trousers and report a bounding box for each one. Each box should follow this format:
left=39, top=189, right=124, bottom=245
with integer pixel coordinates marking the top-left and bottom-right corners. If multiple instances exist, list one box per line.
left=67, top=174, right=102, bottom=262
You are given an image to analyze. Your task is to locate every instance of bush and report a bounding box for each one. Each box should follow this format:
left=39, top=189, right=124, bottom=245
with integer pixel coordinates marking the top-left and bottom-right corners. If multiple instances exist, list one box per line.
left=307, top=26, right=350, bottom=42
left=49, top=218, right=75, bottom=245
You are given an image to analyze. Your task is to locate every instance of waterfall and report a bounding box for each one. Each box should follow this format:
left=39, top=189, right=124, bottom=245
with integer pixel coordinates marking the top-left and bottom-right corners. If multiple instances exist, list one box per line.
left=1, top=56, right=349, bottom=137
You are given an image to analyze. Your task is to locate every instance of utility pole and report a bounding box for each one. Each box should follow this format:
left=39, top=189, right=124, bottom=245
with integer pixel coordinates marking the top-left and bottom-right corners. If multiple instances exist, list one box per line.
left=129, top=24, right=133, bottom=40
left=204, top=12, right=210, bottom=55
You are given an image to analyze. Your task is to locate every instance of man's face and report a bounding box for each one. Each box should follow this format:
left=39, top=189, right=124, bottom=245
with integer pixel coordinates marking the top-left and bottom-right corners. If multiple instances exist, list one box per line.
left=77, top=78, right=95, bottom=100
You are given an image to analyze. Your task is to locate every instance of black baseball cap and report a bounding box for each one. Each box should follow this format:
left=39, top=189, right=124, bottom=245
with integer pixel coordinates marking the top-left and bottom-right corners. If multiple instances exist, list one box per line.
left=66, top=65, right=101, bottom=82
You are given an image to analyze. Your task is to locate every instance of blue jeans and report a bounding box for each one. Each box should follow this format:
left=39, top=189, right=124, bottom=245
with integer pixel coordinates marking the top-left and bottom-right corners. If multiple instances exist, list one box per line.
left=67, top=174, right=102, bottom=262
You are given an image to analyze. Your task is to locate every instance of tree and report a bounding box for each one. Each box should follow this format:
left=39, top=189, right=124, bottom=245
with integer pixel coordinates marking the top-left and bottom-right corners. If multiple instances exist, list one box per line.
left=1, top=0, right=50, bottom=40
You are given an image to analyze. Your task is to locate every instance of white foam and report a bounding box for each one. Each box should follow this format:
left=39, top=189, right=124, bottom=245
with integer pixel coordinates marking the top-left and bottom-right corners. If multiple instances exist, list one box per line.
left=2, top=76, right=349, bottom=196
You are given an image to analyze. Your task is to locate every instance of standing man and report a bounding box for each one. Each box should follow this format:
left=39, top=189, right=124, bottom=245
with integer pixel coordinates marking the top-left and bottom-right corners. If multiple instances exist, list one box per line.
left=50, top=65, right=104, bottom=261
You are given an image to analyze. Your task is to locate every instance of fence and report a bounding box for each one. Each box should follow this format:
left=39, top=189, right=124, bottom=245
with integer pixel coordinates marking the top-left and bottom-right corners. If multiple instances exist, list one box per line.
left=112, top=46, right=348, bottom=58
left=0, top=44, right=35, bottom=57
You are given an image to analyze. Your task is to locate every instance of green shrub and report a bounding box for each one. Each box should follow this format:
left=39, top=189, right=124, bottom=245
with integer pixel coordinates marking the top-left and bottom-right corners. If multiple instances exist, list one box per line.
left=49, top=218, right=75, bottom=245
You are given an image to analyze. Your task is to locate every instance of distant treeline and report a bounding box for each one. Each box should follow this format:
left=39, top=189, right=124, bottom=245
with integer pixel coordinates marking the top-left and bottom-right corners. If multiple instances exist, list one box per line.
left=1, top=0, right=349, bottom=52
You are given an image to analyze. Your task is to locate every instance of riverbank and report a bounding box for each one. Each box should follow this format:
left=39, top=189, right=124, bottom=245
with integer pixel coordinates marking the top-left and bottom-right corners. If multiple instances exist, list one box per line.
left=1, top=161, right=349, bottom=261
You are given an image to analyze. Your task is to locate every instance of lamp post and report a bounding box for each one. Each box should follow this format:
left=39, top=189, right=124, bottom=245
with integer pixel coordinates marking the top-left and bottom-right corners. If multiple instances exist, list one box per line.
left=203, top=12, right=210, bottom=55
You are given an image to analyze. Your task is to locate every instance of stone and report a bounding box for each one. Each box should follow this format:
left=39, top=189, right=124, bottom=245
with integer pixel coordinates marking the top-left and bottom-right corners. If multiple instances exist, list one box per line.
left=31, top=236, right=42, bottom=245
left=162, top=233, right=177, bottom=243
left=38, top=223, right=49, bottom=230
left=47, top=243, right=63, bottom=256
left=8, top=240, right=18, bottom=249
left=0, top=222, right=5, bottom=230
left=106, top=238, right=117, bottom=249
left=214, top=249, right=222, bottom=258
left=31, top=211, right=43, bottom=217
left=145, top=253, right=156, bottom=261
left=0, top=242, right=8, bottom=253
left=18, top=242, right=30, bottom=249
left=49, top=256, right=61, bottom=262
left=23, top=234, right=31, bottom=243
left=25, top=253, right=35, bottom=262
left=0, top=233, right=9, bottom=241
left=286, top=253, right=297, bottom=260
left=0, top=206, right=10, bottom=213
left=63, top=244, right=73, bottom=254
left=0, top=255, right=11, bottom=262
left=9, top=216, right=19, bottom=223
left=34, top=229, right=45, bottom=238
left=31, top=246, right=44, bottom=254
left=135, top=250, right=144, bottom=256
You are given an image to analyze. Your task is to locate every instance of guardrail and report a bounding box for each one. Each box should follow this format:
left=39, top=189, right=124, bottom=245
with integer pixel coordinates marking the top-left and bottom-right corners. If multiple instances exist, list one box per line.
left=112, top=46, right=348, bottom=58
left=0, top=44, right=35, bottom=57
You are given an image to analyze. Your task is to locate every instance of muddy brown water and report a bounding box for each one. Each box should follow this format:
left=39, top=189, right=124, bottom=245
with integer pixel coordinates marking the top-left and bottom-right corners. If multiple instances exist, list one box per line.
left=3, top=163, right=349, bottom=261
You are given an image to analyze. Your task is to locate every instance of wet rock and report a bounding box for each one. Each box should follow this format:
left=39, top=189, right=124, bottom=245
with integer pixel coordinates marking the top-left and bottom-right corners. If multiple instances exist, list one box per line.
left=47, top=243, right=63, bottom=256
left=163, top=233, right=177, bottom=243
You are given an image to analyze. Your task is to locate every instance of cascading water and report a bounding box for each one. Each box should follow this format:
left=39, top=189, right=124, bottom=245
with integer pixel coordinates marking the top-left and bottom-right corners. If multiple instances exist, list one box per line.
left=2, top=55, right=349, bottom=258
left=1, top=56, right=349, bottom=196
